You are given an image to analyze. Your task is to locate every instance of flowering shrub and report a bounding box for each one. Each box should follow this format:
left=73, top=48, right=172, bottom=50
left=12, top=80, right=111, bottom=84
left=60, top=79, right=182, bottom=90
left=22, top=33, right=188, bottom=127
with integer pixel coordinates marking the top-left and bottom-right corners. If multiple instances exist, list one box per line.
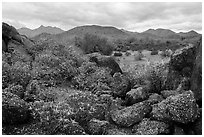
left=121, top=61, right=168, bottom=92
left=32, top=51, right=79, bottom=86
left=146, top=62, right=168, bottom=93
left=2, top=61, right=11, bottom=89
left=72, top=61, right=113, bottom=92
left=8, top=61, right=32, bottom=88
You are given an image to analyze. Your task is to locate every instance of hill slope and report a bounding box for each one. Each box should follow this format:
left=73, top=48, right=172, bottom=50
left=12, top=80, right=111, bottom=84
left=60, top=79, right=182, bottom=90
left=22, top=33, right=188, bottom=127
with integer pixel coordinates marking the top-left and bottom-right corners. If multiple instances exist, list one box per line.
left=52, top=25, right=130, bottom=44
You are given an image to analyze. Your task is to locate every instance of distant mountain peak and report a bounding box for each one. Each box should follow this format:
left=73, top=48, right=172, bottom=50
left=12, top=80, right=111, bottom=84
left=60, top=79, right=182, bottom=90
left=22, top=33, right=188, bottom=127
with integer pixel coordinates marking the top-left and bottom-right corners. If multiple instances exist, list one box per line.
left=18, top=25, right=64, bottom=38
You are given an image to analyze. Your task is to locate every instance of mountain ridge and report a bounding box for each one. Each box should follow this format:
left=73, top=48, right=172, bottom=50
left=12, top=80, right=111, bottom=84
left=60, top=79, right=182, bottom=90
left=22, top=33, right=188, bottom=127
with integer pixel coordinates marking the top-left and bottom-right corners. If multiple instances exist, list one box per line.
left=17, top=25, right=65, bottom=38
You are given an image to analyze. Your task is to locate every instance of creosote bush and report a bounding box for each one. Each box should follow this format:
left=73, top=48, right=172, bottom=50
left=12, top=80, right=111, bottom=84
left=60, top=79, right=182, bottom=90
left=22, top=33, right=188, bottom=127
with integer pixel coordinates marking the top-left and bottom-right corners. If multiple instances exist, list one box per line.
left=75, top=33, right=114, bottom=55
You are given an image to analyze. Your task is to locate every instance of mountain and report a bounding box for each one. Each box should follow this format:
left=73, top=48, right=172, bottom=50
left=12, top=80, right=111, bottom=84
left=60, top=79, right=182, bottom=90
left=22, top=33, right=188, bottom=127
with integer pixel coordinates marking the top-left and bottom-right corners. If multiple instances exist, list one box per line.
left=142, top=28, right=181, bottom=39
left=52, top=25, right=130, bottom=44
left=27, top=24, right=201, bottom=45
left=18, top=25, right=64, bottom=38
left=178, top=30, right=201, bottom=38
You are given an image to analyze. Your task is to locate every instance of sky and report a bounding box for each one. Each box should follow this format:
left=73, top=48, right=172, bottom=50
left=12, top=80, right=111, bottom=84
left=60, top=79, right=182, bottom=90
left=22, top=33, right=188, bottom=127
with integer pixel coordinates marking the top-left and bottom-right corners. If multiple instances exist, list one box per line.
left=2, top=2, right=202, bottom=33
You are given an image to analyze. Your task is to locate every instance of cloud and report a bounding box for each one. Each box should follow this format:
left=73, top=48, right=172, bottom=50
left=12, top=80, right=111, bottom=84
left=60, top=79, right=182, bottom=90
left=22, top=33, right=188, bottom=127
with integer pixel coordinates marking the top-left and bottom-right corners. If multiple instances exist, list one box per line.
left=2, top=2, right=202, bottom=33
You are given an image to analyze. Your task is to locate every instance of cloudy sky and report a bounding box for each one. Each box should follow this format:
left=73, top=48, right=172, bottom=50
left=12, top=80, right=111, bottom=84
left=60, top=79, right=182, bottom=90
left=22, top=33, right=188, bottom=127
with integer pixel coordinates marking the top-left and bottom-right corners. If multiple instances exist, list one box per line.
left=2, top=2, right=202, bottom=33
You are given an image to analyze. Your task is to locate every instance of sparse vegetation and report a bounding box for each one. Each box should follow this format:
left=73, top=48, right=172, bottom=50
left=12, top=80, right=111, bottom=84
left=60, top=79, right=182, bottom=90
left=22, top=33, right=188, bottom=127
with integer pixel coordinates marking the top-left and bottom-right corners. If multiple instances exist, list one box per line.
left=75, top=33, right=114, bottom=55
left=2, top=22, right=202, bottom=135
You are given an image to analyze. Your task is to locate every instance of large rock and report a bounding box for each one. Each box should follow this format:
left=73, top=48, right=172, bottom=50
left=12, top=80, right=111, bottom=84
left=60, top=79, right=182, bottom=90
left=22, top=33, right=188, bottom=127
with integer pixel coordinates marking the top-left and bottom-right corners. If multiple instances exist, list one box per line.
left=190, top=38, right=202, bottom=102
left=169, top=44, right=196, bottom=72
left=165, top=40, right=202, bottom=102
left=125, top=87, right=148, bottom=105
left=132, top=118, right=170, bottom=135
left=2, top=22, right=23, bottom=52
left=88, top=52, right=122, bottom=75
left=111, top=101, right=152, bottom=127
left=2, top=91, right=31, bottom=125
left=2, top=39, right=7, bottom=52
left=110, top=73, right=131, bottom=98
left=151, top=91, right=199, bottom=124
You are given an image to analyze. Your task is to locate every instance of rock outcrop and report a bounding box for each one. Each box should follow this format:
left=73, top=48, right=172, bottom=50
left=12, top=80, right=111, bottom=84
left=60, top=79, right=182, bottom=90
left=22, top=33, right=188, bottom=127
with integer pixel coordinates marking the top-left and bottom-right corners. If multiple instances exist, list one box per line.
left=88, top=52, right=123, bottom=75
left=165, top=39, right=202, bottom=102
left=111, top=101, right=151, bottom=127
left=190, top=38, right=202, bottom=102
left=151, top=91, right=199, bottom=124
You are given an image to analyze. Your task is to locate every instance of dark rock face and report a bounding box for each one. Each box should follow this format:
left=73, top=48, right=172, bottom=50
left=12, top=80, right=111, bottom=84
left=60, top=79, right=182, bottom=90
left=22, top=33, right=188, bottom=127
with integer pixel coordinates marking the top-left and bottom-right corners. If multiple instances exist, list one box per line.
left=2, top=91, right=31, bottom=125
left=190, top=38, right=202, bottom=102
left=165, top=39, right=202, bottom=102
left=132, top=118, right=170, bottom=135
left=125, top=87, right=148, bottom=105
left=2, top=22, right=23, bottom=52
left=151, top=91, right=199, bottom=124
left=169, top=44, right=196, bottom=73
left=2, top=39, right=7, bottom=52
left=111, top=101, right=151, bottom=127
left=88, top=52, right=122, bottom=75
left=165, top=44, right=196, bottom=90
left=110, top=73, right=131, bottom=98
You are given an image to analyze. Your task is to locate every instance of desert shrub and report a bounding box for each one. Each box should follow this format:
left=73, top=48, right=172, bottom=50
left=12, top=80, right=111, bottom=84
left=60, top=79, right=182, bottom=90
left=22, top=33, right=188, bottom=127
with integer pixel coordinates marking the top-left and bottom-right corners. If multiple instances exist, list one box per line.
left=114, top=52, right=123, bottom=56
left=29, top=100, right=75, bottom=134
left=72, top=61, right=113, bottom=92
left=134, top=51, right=144, bottom=61
left=8, top=61, right=32, bottom=88
left=4, top=84, right=24, bottom=99
left=121, top=63, right=149, bottom=87
left=76, top=33, right=114, bottom=55
left=146, top=62, right=168, bottom=93
left=2, top=61, right=11, bottom=89
left=32, top=47, right=81, bottom=86
left=151, top=50, right=158, bottom=55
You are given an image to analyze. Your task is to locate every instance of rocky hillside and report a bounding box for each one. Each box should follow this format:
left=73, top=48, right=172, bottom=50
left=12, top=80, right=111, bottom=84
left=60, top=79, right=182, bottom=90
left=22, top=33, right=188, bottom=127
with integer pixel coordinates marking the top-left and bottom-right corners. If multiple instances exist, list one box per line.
left=2, top=22, right=202, bottom=135
left=18, top=25, right=64, bottom=38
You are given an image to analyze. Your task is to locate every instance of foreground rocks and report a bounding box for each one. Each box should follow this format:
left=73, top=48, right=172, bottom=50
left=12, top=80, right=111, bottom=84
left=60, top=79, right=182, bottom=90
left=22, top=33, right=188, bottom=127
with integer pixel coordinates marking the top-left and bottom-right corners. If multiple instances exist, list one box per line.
left=132, top=118, right=170, bottom=135
left=190, top=38, right=202, bottom=102
left=151, top=91, right=199, bottom=124
left=2, top=91, right=31, bottom=125
left=165, top=39, right=202, bottom=103
left=111, top=101, right=151, bottom=127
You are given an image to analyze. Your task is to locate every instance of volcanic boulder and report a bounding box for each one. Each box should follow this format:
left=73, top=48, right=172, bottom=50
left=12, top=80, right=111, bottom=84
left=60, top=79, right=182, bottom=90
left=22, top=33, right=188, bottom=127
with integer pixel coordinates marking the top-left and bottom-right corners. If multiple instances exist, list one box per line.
left=88, top=52, right=122, bottom=75
left=151, top=90, right=199, bottom=124
left=111, top=101, right=151, bottom=127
